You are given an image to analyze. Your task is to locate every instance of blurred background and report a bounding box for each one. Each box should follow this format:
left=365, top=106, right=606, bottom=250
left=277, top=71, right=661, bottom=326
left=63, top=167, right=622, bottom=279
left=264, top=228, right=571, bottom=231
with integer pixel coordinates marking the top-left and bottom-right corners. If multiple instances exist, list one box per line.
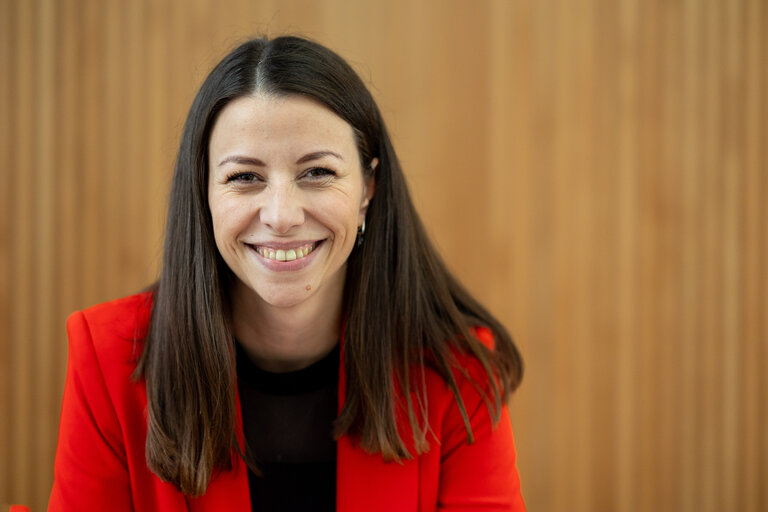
left=1, top=0, right=766, bottom=510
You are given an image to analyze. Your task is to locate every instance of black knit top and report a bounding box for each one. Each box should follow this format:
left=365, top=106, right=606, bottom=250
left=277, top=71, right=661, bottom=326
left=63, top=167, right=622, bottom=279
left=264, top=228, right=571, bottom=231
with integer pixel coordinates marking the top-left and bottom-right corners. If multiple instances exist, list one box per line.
left=236, top=342, right=339, bottom=512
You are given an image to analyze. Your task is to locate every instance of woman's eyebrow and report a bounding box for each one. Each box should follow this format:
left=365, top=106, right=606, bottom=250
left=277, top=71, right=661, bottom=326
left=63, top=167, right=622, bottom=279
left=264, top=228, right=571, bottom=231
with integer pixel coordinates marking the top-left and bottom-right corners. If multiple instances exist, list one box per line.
left=295, top=150, right=343, bottom=164
left=218, top=155, right=266, bottom=167
left=218, top=151, right=343, bottom=167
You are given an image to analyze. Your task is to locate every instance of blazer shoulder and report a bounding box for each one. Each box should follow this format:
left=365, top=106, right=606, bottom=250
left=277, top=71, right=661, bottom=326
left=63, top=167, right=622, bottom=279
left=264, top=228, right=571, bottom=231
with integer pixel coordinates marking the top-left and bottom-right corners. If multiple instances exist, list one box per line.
left=66, top=291, right=153, bottom=371
left=471, top=325, right=495, bottom=349
left=69, top=291, right=153, bottom=339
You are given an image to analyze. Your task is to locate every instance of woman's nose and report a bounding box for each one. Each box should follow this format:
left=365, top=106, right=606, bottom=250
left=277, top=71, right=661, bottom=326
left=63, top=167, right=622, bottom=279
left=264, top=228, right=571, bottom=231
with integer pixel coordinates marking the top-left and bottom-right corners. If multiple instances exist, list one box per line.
left=259, top=184, right=305, bottom=234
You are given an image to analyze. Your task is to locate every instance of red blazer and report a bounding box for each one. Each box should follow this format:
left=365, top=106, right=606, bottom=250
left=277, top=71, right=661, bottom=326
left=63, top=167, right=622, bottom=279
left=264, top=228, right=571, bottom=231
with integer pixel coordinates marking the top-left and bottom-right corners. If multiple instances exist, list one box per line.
left=49, top=292, right=525, bottom=511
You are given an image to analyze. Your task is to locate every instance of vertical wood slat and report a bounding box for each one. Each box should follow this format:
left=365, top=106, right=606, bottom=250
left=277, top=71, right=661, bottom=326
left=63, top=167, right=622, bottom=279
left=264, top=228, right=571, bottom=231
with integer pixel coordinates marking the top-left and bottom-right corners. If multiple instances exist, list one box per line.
left=0, top=1, right=765, bottom=510
left=0, top=0, right=14, bottom=502
left=34, top=0, right=57, bottom=503
left=527, top=1, right=559, bottom=508
left=636, top=0, right=661, bottom=509
left=760, top=3, right=768, bottom=508
left=124, top=0, right=150, bottom=295
left=679, top=0, right=702, bottom=509
left=552, top=1, right=576, bottom=507
left=658, top=1, right=684, bottom=508
left=11, top=0, right=36, bottom=506
left=615, top=0, right=640, bottom=509
left=756, top=0, right=765, bottom=497
left=102, top=0, right=122, bottom=299
left=591, top=2, right=621, bottom=510
left=702, top=0, right=725, bottom=509
left=570, top=2, right=595, bottom=510
left=54, top=0, right=81, bottom=430
left=145, top=0, right=171, bottom=263
left=740, top=0, right=762, bottom=506
left=79, top=0, right=103, bottom=311
left=721, top=2, right=744, bottom=511
left=760, top=9, right=765, bottom=504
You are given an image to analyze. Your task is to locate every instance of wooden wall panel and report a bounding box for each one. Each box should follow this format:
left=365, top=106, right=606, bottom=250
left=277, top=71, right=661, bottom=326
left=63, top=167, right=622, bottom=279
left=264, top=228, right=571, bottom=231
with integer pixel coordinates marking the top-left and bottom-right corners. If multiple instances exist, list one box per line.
left=0, top=1, right=765, bottom=510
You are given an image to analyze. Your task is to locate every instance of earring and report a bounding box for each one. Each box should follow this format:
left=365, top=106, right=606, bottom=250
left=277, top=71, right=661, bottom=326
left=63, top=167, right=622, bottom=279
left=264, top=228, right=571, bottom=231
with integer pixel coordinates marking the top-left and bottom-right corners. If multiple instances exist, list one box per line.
left=356, top=219, right=366, bottom=247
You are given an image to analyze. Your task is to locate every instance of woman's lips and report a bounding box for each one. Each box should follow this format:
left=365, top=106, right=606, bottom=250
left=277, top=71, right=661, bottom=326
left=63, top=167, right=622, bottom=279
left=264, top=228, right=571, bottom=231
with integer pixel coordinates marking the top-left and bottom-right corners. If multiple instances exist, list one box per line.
left=247, top=240, right=324, bottom=271
left=254, top=241, right=318, bottom=262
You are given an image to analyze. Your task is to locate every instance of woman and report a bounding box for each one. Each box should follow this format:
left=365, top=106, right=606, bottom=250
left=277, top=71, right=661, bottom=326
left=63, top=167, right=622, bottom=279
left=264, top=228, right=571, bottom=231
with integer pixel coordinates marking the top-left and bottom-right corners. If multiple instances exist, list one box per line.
left=49, top=36, right=525, bottom=511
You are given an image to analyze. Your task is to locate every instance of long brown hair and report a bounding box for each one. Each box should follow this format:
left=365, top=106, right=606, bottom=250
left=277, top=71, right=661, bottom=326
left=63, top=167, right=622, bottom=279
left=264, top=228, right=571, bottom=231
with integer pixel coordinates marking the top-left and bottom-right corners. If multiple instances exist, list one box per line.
left=136, top=36, right=523, bottom=496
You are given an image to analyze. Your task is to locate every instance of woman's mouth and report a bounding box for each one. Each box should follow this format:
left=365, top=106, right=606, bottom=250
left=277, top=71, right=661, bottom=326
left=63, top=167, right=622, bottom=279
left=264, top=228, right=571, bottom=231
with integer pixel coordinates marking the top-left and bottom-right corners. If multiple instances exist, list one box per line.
left=254, top=242, right=319, bottom=262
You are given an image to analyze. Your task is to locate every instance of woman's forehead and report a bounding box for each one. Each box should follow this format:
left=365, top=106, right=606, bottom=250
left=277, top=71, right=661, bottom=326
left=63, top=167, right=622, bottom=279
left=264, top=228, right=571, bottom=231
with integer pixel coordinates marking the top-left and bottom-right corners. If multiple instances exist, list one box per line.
left=209, top=94, right=359, bottom=160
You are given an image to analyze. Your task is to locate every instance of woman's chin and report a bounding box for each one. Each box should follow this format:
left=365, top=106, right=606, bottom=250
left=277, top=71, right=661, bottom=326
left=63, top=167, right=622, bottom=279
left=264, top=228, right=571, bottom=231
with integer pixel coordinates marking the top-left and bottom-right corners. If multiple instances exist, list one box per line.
left=253, top=286, right=317, bottom=310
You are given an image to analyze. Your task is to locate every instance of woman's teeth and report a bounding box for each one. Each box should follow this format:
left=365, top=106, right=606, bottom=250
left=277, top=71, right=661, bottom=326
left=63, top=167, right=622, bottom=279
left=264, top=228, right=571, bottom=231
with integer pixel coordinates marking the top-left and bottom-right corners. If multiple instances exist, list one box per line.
left=256, top=242, right=317, bottom=262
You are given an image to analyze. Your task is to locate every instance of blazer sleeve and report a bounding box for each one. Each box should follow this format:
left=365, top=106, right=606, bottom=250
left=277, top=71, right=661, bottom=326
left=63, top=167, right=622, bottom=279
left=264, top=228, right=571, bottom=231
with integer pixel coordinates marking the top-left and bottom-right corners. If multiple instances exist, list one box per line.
left=436, top=354, right=525, bottom=511
left=48, top=311, right=134, bottom=512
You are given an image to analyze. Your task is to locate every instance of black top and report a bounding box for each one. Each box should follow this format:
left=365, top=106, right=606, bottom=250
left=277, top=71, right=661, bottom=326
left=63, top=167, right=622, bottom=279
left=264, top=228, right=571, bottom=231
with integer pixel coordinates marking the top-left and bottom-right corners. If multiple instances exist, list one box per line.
left=236, top=342, right=339, bottom=512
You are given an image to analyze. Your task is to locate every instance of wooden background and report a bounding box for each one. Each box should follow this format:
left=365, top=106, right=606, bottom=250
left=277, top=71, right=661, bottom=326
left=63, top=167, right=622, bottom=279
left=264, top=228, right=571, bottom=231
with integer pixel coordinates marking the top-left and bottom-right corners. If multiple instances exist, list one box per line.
left=1, top=0, right=765, bottom=510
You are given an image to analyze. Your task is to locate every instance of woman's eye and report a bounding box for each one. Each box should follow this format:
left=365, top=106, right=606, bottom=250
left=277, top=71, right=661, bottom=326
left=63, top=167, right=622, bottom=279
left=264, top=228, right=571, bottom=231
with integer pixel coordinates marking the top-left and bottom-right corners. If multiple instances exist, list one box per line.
left=225, top=171, right=262, bottom=184
left=303, top=167, right=336, bottom=180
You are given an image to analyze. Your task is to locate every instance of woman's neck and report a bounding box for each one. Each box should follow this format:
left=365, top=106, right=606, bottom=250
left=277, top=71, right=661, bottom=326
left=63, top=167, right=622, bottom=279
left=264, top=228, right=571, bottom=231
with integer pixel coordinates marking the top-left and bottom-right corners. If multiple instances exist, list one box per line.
left=230, top=280, right=343, bottom=373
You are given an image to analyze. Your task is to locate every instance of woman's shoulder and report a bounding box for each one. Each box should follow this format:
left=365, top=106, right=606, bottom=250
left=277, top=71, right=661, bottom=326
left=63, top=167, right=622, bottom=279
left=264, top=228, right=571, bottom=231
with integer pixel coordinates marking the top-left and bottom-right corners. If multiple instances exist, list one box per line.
left=418, top=326, right=499, bottom=407
left=470, top=325, right=495, bottom=349
left=66, top=290, right=154, bottom=369
left=428, top=326, right=496, bottom=380
left=69, top=290, right=153, bottom=335
left=54, top=292, right=154, bottom=509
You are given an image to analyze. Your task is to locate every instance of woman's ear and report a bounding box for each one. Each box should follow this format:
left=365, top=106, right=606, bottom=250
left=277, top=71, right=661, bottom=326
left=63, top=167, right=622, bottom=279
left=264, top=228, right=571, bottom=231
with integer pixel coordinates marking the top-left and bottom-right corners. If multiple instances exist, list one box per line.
left=361, top=158, right=378, bottom=211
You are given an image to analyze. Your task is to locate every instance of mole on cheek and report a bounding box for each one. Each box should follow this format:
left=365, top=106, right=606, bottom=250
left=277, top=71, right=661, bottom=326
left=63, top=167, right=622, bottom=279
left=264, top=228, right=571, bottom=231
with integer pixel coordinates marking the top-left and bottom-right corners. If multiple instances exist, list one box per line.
left=305, top=284, right=312, bottom=291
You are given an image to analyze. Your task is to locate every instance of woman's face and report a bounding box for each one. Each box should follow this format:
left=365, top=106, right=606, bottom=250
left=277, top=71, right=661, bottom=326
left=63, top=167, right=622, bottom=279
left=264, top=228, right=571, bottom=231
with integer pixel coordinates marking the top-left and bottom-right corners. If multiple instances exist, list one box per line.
left=208, top=93, right=374, bottom=312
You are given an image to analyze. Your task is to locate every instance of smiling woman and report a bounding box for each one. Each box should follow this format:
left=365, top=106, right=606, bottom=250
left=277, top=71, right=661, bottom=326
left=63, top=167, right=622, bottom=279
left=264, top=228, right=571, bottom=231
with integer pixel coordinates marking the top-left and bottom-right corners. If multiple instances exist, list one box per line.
left=209, top=93, right=376, bottom=371
left=48, top=36, right=525, bottom=512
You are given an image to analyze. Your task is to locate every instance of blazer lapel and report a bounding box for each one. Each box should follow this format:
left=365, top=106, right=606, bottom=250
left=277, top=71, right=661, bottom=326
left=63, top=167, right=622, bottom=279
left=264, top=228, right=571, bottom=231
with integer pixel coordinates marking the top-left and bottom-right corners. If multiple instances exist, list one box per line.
left=185, top=460, right=250, bottom=511
left=336, top=435, right=419, bottom=512
left=336, top=340, right=419, bottom=512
